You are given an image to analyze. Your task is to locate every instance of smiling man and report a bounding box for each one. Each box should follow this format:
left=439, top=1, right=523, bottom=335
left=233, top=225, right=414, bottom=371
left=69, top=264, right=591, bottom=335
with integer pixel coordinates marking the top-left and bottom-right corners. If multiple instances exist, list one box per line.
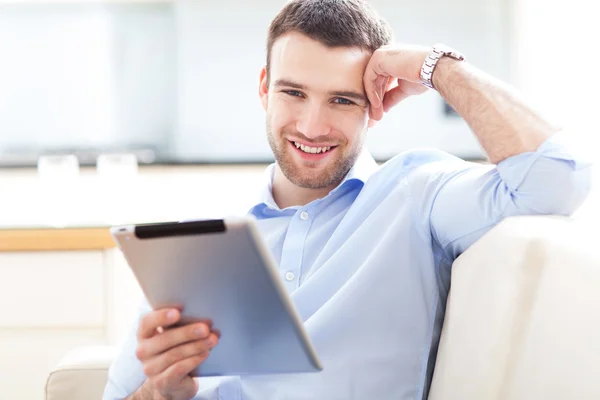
left=262, top=31, right=373, bottom=208
left=103, top=1, right=592, bottom=399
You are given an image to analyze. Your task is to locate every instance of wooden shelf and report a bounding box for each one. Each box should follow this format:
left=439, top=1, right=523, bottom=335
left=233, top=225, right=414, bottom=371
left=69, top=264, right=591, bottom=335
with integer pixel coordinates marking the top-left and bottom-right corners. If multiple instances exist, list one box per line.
left=0, top=227, right=116, bottom=252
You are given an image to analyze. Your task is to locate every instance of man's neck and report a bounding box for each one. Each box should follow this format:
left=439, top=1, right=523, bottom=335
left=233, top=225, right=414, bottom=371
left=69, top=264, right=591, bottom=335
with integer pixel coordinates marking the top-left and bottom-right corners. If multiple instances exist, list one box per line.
left=272, top=166, right=337, bottom=209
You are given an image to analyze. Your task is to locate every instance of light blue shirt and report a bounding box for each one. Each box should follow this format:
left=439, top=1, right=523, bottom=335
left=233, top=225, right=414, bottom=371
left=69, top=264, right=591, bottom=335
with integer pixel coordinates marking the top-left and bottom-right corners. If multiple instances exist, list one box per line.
left=104, top=134, right=591, bottom=400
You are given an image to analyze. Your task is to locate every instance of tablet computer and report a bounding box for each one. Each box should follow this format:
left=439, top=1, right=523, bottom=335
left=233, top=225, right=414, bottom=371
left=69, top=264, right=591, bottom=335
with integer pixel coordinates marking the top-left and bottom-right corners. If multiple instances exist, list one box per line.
left=110, top=216, right=322, bottom=377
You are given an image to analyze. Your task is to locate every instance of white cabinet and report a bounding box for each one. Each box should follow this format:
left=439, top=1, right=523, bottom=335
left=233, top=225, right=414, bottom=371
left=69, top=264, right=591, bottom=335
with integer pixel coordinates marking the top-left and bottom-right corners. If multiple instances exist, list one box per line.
left=0, top=248, right=142, bottom=400
left=0, top=252, right=105, bottom=328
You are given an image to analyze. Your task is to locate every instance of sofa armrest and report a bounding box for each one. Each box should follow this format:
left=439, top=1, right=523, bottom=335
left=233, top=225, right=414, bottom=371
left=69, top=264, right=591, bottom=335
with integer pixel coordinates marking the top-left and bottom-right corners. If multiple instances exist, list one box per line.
left=46, top=345, right=117, bottom=400
left=429, top=215, right=600, bottom=399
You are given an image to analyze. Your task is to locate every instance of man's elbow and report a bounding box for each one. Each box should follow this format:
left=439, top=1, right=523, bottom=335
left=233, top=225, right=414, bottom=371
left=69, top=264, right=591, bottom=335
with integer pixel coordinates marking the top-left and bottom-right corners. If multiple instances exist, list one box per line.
left=555, top=165, right=593, bottom=215
left=521, top=162, right=593, bottom=216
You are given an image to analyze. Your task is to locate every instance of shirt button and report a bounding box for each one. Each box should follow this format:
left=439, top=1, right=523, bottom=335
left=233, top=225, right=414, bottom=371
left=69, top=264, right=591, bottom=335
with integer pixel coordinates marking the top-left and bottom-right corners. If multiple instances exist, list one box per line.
left=285, top=271, right=295, bottom=281
left=300, top=211, right=309, bottom=220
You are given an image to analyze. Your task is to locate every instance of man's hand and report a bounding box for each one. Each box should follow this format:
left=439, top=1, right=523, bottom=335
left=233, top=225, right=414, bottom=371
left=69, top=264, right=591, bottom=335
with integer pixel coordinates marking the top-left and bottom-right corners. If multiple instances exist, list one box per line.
left=133, top=308, right=220, bottom=400
left=363, top=44, right=430, bottom=121
left=365, top=42, right=556, bottom=163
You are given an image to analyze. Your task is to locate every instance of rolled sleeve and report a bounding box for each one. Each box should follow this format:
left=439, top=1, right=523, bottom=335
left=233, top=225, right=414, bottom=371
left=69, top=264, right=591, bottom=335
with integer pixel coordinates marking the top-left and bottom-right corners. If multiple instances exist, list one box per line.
left=409, top=133, right=593, bottom=260
left=496, top=132, right=592, bottom=215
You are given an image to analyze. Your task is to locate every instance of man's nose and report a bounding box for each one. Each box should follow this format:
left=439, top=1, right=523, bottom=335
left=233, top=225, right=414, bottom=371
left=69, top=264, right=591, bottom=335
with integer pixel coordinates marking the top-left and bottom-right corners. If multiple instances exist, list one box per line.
left=295, top=102, right=332, bottom=139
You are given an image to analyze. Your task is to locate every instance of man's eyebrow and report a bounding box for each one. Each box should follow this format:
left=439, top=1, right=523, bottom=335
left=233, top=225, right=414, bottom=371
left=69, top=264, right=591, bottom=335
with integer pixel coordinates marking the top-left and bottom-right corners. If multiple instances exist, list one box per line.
left=273, top=79, right=306, bottom=89
left=273, top=79, right=367, bottom=103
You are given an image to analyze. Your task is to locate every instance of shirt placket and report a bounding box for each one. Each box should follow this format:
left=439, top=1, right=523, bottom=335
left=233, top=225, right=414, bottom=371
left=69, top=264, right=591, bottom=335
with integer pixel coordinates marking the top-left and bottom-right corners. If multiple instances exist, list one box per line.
left=278, top=207, right=313, bottom=293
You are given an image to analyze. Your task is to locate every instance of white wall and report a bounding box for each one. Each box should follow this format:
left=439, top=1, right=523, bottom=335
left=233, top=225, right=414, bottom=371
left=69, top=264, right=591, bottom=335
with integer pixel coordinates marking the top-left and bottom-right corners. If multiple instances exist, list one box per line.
left=512, top=0, right=599, bottom=219
left=173, top=0, right=277, bottom=162
left=513, top=0, right=599, bottom=146
left=0, top=3, right=175, bottom=152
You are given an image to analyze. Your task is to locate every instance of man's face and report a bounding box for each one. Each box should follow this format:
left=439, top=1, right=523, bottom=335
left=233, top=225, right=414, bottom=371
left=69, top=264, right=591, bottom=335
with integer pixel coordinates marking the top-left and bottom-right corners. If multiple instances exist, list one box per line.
left=259, top=32, right=372, bottom=190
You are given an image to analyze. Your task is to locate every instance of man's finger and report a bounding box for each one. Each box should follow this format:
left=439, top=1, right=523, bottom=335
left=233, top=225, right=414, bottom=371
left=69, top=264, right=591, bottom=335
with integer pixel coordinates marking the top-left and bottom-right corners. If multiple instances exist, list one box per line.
left=138, top=309, right=181, bottom=340
left=370, top=100, right=384, bottom=122
left=139, top=322, right=211, bottom=360
left=382, top=80, right=428, bottom=112
left=143, top=334, right=217, bottom=377
left=160, top=354, right=208, bottom=385
left=382, top=85, right=411, bottom=113
left=368, top=79, right=385, bottom=121
left=363, top=59, right=383, bottom=109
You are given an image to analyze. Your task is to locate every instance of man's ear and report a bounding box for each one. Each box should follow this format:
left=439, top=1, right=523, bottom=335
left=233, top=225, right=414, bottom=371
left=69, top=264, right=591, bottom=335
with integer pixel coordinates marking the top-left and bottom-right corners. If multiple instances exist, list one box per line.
left=368, top=118, right=378, bottom=128
left=259, top=67, right=268, bottom=111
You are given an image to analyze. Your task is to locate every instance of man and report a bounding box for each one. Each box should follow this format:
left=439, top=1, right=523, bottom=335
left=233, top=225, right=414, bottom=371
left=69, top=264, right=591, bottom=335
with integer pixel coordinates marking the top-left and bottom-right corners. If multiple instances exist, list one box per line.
left=103, top=0, right=591, bottom=399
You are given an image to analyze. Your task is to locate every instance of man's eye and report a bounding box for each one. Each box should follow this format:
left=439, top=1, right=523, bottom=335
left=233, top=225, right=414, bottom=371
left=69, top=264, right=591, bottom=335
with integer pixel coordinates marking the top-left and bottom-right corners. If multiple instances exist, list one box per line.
left=284, top=90, right=303, bottom=97
left=333, top=97, right=354, bottom=105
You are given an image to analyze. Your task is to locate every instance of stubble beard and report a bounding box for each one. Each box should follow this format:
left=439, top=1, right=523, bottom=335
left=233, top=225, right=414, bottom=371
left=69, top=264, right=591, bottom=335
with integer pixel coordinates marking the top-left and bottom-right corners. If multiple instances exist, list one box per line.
left=266, top=118, right=365, bottom=190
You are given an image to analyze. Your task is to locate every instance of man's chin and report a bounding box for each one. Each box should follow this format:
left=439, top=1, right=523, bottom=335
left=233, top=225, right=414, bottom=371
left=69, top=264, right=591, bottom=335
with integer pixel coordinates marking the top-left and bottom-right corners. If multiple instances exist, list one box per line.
left=293, top=176, right=333, bottom=190
left=274, top=146, right=353, bottom=190
left=284, top=163, right=345, bottom=190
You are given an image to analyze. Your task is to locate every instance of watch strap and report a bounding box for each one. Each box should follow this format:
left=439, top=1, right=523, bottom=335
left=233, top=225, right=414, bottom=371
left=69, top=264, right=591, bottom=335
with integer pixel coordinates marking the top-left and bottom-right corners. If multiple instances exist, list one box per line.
left=420, top=43, right=465, bottom=90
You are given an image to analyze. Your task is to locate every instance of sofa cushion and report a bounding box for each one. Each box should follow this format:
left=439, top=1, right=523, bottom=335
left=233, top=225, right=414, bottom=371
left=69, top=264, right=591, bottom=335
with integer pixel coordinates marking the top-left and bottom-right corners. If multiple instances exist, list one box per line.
left=46, top=345, right=117, bottom=400
left=429, top=216, right=600, bottom=399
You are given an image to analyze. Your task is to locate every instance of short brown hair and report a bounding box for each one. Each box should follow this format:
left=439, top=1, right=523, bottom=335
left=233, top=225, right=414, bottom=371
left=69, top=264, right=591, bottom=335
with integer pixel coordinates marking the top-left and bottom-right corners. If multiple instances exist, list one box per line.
left=266, top=0, right=393, bottom=82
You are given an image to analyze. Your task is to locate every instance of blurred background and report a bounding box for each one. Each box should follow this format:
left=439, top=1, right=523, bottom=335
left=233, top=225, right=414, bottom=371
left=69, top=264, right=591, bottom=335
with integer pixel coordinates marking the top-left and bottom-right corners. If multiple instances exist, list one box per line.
left=0, top=0, right=510, bottom=165
left=0, top=0, right=597, bottom=225
left=0, top=0, right=598, bottom=399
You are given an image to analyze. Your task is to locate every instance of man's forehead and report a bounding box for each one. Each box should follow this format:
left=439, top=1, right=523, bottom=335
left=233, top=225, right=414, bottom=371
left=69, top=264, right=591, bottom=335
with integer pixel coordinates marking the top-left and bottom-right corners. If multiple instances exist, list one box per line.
left=270, top=32, right=371, bottom=92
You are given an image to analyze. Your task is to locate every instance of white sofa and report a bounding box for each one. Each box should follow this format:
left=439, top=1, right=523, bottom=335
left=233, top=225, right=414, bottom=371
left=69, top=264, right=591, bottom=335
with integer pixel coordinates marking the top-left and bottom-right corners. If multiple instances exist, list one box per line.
left=46, top=216, right=600, bottom=399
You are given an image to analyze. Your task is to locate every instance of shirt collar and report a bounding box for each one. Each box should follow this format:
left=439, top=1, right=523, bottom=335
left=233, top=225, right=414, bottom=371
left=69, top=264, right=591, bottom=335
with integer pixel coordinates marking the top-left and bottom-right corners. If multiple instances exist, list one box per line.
left=248, top=148, right=378, bottom=214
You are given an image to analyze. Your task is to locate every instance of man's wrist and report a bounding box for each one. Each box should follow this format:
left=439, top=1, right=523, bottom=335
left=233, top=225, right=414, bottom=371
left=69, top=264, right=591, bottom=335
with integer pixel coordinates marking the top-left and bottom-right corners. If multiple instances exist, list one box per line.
left=126, top=380, right=169, bottom=400
left=431, top=56, right=465, bottom=94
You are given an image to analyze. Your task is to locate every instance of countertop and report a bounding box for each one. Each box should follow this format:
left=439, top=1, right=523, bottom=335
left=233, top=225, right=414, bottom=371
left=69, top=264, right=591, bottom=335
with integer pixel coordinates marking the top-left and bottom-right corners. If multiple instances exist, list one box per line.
left=0, top=226, right=115, bottom=252
left=0, top=165, right=267, bottom=252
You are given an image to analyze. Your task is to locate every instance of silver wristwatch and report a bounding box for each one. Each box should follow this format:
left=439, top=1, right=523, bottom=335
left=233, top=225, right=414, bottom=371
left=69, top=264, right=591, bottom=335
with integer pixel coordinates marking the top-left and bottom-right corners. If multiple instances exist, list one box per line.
left=420, top=43, right=465, bottom=90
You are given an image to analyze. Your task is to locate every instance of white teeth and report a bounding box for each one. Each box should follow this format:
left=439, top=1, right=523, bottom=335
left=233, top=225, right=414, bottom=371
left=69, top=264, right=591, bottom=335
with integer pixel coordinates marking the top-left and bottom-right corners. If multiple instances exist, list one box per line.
left=293, top=141, right=333, bottom=154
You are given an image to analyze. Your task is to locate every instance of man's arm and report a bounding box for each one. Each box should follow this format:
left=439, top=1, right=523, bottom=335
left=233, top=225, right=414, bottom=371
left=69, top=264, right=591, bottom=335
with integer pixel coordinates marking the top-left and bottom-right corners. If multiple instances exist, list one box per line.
left=364, top=44, right=592, bottom=259
left=432, top=57, right=557, bottom=164
left=364, top=44, right=558, bottom=164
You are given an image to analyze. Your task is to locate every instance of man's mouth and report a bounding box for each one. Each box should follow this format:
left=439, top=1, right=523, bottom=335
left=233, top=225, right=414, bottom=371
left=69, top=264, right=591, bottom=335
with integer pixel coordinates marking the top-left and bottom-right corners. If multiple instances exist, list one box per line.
left=290, top=140, right=337, bottom=155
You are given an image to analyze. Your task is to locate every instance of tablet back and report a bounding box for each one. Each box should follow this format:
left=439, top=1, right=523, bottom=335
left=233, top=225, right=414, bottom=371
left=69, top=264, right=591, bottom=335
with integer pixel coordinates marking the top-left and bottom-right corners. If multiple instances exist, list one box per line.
left=111, top=217, right=322, bottom=376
